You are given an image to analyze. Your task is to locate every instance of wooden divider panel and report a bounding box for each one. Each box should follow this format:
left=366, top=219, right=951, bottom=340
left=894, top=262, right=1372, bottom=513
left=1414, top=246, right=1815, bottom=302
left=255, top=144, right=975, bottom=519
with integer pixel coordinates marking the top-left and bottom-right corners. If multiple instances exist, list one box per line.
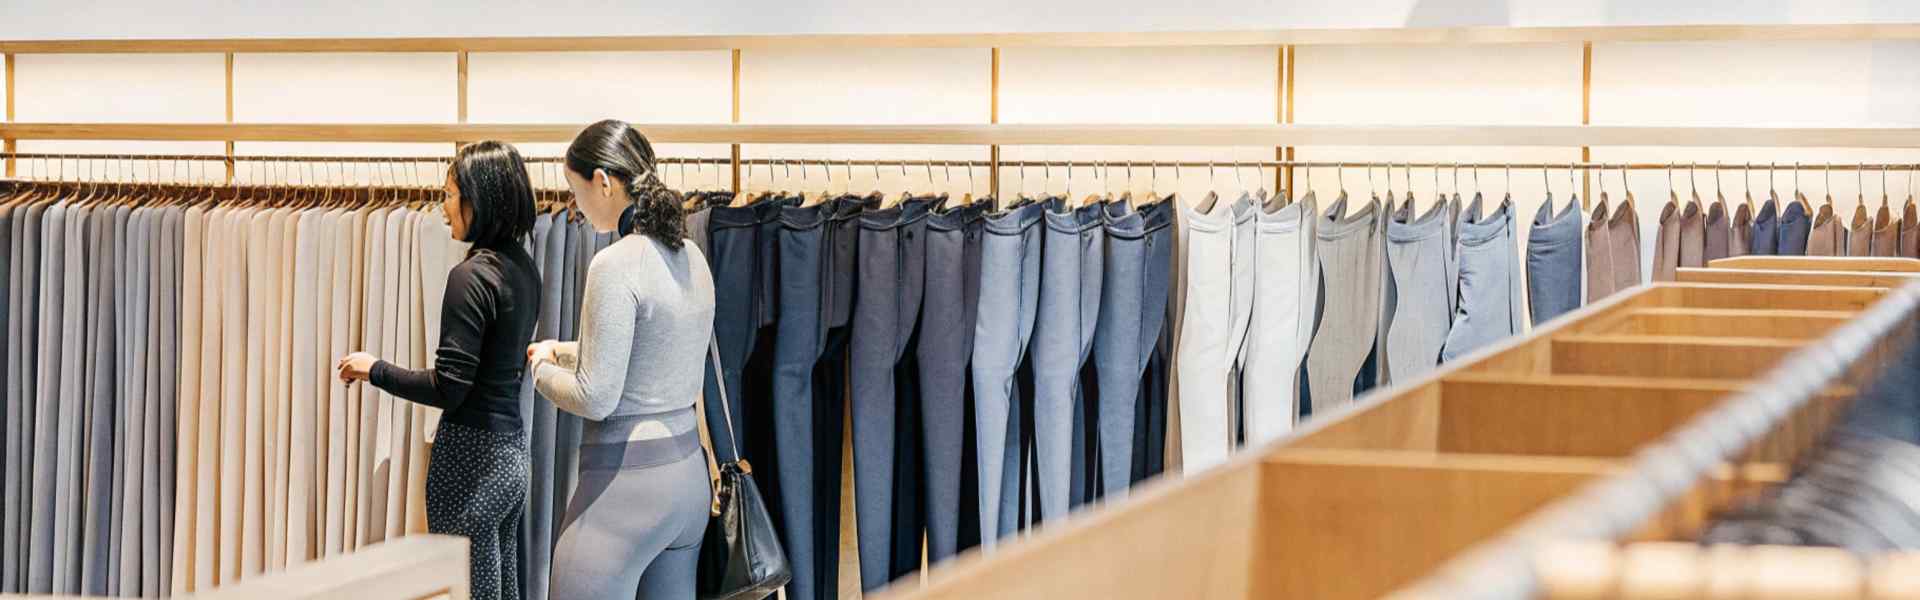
left=1595, top=307, right=1855, bottom=339
left=1288, top=382, right=1442, bottom=452
left=1253, top=454, right=1605, bottom=600
left=1435, top=374, right=1737, bottom=457
left=1676, top=267, right=1920, bottom=288
left=191, top=535, right=470, bottom=600
left=1550, top=335, right=1806, bottom=379
left=1705, top=256, right=1920, bottom=273
left=894, top=465, right=1265, bottom=600
left=1664, top=284, right=1885, bottom=311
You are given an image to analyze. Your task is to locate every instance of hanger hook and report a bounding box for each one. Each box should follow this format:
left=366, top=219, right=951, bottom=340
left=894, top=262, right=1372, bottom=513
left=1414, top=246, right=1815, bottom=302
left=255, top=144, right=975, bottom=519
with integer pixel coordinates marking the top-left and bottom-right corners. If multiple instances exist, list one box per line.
left=1823, top=162, right=1831, bottom=198
left=1504, top=163, right=1512, bottom=198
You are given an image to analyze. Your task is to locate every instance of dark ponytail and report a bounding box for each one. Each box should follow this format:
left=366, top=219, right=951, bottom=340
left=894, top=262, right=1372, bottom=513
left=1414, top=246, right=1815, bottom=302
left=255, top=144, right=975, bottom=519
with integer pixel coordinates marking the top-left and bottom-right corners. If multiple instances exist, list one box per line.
left=565, top=119, right=687, bottom=250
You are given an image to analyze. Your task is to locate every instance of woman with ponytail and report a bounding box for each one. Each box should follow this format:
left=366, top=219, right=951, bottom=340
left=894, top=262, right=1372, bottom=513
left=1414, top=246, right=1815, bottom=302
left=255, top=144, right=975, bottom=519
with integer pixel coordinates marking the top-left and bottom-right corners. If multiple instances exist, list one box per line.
left=527, top=120, right=715, bottom=599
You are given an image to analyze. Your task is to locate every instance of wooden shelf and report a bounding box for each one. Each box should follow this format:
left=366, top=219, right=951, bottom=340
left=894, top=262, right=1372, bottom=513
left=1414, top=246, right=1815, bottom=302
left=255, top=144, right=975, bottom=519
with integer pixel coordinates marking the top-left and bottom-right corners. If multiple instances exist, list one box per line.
left=8, top=24, right=1920, bottom=53
left=9, top=122, right=1920, bottom=148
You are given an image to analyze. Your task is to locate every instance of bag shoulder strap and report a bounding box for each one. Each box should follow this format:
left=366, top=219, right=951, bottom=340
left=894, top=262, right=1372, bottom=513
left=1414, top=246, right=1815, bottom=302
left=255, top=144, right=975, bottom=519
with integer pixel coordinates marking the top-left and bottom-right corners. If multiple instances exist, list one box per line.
left=707, top=335, right=740, bottom=464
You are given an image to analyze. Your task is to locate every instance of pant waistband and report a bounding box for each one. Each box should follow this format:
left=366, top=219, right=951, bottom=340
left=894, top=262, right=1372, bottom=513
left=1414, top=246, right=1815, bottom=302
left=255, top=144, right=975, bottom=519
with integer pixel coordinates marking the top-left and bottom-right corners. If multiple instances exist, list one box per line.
left=578, top=427, right=704, bottom=470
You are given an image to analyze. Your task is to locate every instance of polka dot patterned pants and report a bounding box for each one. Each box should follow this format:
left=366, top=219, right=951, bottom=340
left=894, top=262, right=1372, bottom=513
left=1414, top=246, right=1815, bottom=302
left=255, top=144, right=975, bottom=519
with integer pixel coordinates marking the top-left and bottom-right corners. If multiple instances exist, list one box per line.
left=427, top=420, right=531, bottom=600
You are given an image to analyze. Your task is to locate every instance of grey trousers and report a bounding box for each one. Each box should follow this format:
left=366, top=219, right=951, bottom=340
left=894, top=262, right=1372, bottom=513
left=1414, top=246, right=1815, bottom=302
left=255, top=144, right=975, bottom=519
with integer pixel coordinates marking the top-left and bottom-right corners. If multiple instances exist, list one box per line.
left=1526, top=198, right=1584, bottom=327
left=1441, top=199, right=1523, bottom=362
left=1779, top=198, right=1811, bottom=256
left=1031, top=201, right=1102, bottom=521
left=1704, top=200, right=1733, bottom=263
left=1729, top=202, right=1753, bottom=259
left=2, top=202, right=25, bottom=594
left=1383, top=201, right=1451, bottom=382
left=31, top=203, right=68, bottom=594
left=970, top=202, right=1043, bottom=549
left=1091, top=199, right=1174, bottom=500
left=523, top=213, right=563, bottom=600
left=1304, top=197, right=1382, bottom=414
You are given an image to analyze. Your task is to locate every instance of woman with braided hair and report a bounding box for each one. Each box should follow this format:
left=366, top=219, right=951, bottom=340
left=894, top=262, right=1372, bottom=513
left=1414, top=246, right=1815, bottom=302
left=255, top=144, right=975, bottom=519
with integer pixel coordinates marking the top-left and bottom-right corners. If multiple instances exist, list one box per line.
left=527, top=119, right=716, bottom=599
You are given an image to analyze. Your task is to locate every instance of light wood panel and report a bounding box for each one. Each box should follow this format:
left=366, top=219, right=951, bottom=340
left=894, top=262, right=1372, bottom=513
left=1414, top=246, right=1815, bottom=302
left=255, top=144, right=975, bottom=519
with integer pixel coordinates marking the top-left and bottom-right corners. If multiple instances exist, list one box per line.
left=1657, top=283, right=1886, bottom=311
left=1596, top=307, right=1856, bottom=339
left=1435, top=375, right=1734, bottom=457
left=1292, top=373, right=1840, bottom=459
left=1289, top=382, right=1443, bottom=452
left=1253, top=454, right=1604, bottom=600
left=890, top=462, right=1265, bottom=600
left=13, top=24, right=1920, bottom=54
left=1549, top=334, right=1806, bottom=379
left=1705, top=256, right=1920, bottom=273
left=191, top=535, right=470, bottom=600
left=15, top=122, right=1920, bottom=148
left=1679, top=266, right=1920, bottom=287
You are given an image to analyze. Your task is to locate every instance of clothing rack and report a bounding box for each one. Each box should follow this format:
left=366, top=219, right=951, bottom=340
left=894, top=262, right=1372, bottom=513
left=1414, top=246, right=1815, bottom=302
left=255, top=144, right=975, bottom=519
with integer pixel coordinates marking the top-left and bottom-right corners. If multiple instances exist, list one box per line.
left=9, top=151, right=1920, bottom=182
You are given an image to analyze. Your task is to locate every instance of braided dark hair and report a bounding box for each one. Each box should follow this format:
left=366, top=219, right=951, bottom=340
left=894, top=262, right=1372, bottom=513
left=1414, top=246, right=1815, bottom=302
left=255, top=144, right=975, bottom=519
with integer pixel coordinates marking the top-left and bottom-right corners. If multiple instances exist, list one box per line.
left=565, top=119, right=686, bottom=250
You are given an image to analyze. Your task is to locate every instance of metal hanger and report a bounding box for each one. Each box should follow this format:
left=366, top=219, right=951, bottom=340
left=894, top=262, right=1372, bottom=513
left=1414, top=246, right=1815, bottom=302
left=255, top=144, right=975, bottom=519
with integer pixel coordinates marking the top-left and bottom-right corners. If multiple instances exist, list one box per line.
left=1365, top=164, right=1378, bottom=203
left=1567, top=162, right=1578, bottom=206
left=1878, top=165, right=1894, bottom=228
left=1613, top=164, right=1633, bottom=214
left=1688, top=162, right=1702, bottom=210
left=1667, top=163, right=1682, bottom=211
left=1235, top=162, right=1248, bottom=200
left=1503, top=163, right=1512, bottom=204
left=1770, top=162, right=1782, bottom=208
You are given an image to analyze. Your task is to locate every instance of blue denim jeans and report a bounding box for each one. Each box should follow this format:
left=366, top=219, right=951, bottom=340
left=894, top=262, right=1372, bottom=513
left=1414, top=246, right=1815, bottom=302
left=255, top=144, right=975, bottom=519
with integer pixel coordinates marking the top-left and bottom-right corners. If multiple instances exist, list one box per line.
left=1750, top=197, right=1780, bottom=256
left=916, top=201, right=985, bottom=564
left=970, top=202, right=1044, bottom=548
left=1092, top=199, right=1174, bottom=499
left=768, top=195, right=869, bottom=600
left=850, top=198, right=933, bottom=590
left=1032, top=199, right=1103, bottom=521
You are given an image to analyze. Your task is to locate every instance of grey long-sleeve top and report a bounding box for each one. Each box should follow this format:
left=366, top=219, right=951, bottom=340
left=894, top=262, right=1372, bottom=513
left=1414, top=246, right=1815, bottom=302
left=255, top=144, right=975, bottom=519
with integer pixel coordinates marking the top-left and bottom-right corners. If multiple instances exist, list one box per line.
left=533, top=234, right=715, bottom=422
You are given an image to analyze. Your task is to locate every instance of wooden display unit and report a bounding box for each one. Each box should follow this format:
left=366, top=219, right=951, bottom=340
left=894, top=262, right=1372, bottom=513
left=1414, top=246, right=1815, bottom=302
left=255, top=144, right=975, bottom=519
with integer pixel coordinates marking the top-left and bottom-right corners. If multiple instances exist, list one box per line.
left=867, top=258, right=1920, bottom=600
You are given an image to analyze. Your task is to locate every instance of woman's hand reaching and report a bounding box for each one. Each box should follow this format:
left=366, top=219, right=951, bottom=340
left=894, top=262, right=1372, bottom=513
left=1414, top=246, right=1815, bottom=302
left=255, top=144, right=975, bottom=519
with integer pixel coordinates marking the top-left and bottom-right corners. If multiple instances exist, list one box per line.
left=337, top=352, right=378, bottom=383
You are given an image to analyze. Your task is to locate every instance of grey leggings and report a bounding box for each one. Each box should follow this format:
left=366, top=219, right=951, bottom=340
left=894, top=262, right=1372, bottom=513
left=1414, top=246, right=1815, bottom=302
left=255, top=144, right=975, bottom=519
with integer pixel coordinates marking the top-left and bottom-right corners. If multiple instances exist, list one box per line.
left=549, top=422, right=711, bottom=600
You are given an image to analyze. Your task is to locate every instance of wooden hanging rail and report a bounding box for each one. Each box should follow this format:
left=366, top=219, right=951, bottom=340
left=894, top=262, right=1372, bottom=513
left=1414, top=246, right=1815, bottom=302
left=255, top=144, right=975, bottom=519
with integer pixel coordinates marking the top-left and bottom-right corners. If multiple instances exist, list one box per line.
left=8, top=123, right=1920, bottom=148
left=10, top=152, right=1920, bottom=174
left=7, top=23, right=1920, bottom=53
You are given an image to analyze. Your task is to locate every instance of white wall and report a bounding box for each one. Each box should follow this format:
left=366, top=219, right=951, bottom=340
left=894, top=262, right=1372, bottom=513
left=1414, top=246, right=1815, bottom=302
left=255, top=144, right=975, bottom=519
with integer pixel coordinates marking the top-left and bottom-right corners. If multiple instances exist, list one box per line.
left=740, top=47, right=989, bottom=197
left=999, top=46, right=1277, bottom=201
left=13, top=53, right=226, bottom=180
left=6, top=0, right=1920, bottom=39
